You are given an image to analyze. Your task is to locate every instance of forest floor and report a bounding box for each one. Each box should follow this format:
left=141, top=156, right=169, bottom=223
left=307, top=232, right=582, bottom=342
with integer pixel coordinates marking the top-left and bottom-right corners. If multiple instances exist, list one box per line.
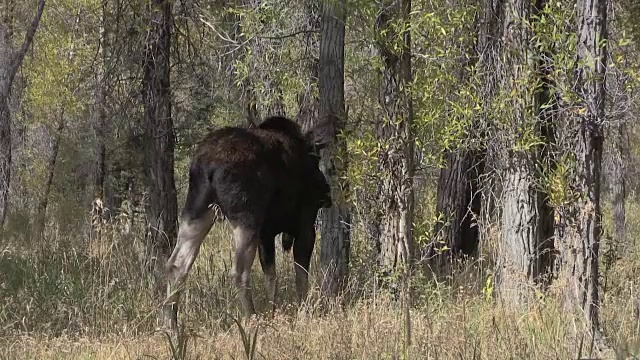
left=1, top=204, right=639, bottom=359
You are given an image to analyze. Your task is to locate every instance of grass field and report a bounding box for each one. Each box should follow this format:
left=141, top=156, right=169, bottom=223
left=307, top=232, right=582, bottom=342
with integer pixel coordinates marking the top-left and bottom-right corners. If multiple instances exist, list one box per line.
left=1, top=202, right=639, bottom=359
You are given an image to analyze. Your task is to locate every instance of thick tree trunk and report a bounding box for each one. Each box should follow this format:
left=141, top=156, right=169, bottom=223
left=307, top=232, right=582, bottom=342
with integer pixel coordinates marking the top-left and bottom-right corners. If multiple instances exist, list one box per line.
left=375, top=0, right=415, bottom=271
left=495, top=0, right=554, bottom=305
left=0, top=0, right=45, bottom=231
left=142, top=0, right=178, bottom=308
left=318, top=0, right=350, bottom=297
left=557, top=0, right=608, bottom=338
left=430, top=151, right=482, bottom=261
left=498, top=152, right=548, bottom=304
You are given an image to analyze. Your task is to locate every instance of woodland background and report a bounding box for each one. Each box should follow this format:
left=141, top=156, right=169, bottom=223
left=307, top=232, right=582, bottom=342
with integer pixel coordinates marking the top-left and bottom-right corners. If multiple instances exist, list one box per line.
left=1, top=0, right=639, bottom=358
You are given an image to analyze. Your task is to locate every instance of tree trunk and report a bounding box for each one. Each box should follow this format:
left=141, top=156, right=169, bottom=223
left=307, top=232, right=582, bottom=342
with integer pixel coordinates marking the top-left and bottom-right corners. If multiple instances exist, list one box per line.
left=495, top=0, right=554, bottom=305
left=607, top=63, right=628, bottom=248
left=557, top=0, right=608, bottom=338
left=0, top=0, right=46, bottom=231
left=498, top=152, right=547, bottom=304
left=318, top=0, right=350, bottom=297
left=229, top=1, right=260, bottom=127
left=33, top=117, right=64, bottom=240
left=0, top=99, right=10, bottom=232
left=611, top=122, right=627, bottom=246
left=294, top=1, right=320, bottom=133
left=431, top=150, right=482, bottom=261
left=0, top=1, right=10, bottom=228
left=429, top=9, right=486, bottom=263
left=475, top=0, right=505, bottom=256
left=142, top=0, right=178, bottom=308
left=375, top=0, right=415, bottom=271
left=93, top=0, right=108, bottom=204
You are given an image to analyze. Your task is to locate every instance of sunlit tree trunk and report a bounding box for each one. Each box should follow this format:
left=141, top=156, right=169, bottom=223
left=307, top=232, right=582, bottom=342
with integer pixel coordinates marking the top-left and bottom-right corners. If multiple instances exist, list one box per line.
left=318, top=0, right=350, bottom=297
left=556, top=0, right=608, bottom=339
left=495, top=0, right=554, bottom=305
left=375, top=0, right=415, bottom=271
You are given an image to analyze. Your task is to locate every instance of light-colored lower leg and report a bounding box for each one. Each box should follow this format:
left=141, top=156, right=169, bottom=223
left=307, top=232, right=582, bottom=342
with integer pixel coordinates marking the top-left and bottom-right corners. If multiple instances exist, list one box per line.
left=233, top=226, right=258, bottom=315
left=163, top=214, right=214, bottom=328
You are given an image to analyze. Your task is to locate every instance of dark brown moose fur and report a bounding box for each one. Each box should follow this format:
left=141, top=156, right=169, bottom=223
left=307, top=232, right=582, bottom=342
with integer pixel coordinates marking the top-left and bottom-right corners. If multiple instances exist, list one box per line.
left=162, top=116, right=332, bottom=329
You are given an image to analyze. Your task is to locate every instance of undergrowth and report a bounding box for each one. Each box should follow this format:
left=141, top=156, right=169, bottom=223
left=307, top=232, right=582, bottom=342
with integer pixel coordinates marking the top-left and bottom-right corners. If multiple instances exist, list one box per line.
left=0, top=201, right=639, bottom=359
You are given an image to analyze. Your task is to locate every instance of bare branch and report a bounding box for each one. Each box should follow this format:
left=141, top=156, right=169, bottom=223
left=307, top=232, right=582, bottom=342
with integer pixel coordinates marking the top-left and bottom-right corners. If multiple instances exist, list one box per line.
left=1, top=0, right=46, bottom=98
left=257, top=28, right=319, bottom=40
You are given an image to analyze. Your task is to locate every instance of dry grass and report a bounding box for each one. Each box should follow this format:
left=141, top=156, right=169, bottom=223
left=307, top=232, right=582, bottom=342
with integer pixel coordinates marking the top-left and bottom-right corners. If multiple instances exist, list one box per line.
left=1, top=204, right=639, bottom=359
left=0, top=299, right=583, bottom=360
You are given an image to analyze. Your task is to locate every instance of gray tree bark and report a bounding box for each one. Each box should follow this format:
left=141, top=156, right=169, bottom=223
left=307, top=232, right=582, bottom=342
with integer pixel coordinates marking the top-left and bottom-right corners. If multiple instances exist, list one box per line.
left=556, top=0, right=608, bottom=339
left=495, top=0, right=554, bottom=305
left=0, top=0, right=46, bottom=231
left=375, top=0, right=415, bottom=271
left=142, top=0, right=178, bottom=312
left=475, top=0, right=505, bottom=255
left=318, top=0, right=350, bottom=297
left=606, top=63, right=629, bottom=249
left=610, top=122, right=627, bottom=246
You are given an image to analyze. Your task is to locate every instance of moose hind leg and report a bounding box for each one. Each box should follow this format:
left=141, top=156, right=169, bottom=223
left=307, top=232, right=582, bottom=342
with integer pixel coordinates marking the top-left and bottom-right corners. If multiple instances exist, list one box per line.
left=164, top=213, right=214, bottom=329
left=233, top=226, right=258, bottom=315
left=258, top=238, right=277, bottom=313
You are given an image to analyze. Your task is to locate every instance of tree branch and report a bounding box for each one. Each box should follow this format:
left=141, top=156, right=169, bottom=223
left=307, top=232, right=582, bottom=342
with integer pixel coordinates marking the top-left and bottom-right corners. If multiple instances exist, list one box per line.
left=1, top=0, right=46, bottom=98
left=258, top=28, right=319, bottom=40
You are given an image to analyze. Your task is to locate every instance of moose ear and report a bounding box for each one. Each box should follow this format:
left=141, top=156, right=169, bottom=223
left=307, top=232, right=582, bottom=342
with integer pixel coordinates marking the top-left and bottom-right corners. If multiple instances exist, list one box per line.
left=304, top=116, right=335, bottom=149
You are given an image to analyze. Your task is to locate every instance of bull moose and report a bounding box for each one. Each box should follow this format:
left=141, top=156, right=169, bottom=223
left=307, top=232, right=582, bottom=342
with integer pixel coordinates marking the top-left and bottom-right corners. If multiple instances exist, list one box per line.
left=162, top=116, right=332, bottom=329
